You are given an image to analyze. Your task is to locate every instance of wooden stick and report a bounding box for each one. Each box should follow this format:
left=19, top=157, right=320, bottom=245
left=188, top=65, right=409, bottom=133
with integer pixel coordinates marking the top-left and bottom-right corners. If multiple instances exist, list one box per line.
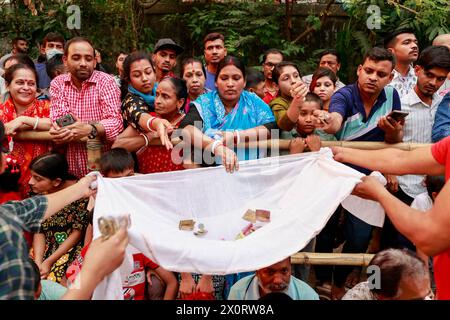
left=290, top=252, right=375, bottom=266
left=164, top=138, right=429, bottom=151
left=14, top=131, right=53, bottom=141
left=13, top=131, right=91, bottom=142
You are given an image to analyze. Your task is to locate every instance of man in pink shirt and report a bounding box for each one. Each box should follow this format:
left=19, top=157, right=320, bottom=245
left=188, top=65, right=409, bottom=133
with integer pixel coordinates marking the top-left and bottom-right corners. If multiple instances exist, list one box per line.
left=332, top=136, right=450, bottom=299
left=49, top=37, right=122, bottom=178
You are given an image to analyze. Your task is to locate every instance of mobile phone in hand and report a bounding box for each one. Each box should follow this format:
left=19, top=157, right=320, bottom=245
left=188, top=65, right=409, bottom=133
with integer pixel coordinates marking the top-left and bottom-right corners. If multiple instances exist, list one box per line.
left=387, top=110, right=409, bottom=122
left=55, top=114, right=76, bottom=127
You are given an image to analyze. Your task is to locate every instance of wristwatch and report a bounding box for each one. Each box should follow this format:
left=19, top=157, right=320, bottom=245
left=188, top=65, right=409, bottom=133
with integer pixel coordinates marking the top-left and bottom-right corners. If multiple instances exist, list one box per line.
left=88, top=123, right=98, bottom=139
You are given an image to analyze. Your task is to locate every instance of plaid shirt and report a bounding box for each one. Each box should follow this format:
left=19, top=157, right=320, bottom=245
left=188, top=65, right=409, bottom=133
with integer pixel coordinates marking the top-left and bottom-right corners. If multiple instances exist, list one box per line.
left=50, top=71, right=123, bottom=178
left=0, top=196, right=47, bottom=300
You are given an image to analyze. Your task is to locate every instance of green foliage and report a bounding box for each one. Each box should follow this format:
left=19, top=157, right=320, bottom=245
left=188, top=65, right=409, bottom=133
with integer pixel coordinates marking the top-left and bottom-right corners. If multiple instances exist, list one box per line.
left=336, top=0, right=450, bottom=82
left=0, top=0, right=156, bottom=69
left=163, top=1, right=304, bottom=67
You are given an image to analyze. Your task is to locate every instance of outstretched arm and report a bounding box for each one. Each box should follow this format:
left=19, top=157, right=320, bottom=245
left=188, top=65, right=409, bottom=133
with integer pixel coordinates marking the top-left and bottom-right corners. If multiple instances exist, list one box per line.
left=353, top=176, right=450, bottom=256
left=332, top=145, right=445, bottom=176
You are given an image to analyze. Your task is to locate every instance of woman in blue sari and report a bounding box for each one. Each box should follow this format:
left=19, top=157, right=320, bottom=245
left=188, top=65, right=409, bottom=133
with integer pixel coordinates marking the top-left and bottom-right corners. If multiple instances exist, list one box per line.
left=179, top=56, right=276, bottom=297
left=179, top=56, right=276, bottom=173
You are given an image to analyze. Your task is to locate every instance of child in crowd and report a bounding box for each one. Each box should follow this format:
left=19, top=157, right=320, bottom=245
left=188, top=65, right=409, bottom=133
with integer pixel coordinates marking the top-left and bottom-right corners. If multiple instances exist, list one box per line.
left=67, top=148, right=179, bottom=300
left=30, top=152, right=90, bottom=285
left=309, top=67, right=337, bottom=112
left=283, top=92, right=338, bottom=287
left=245, top=68, right=265, bottom=99
left=269, top=61, right=308, bottom=133
left=288, top=92, right=336, bottom=155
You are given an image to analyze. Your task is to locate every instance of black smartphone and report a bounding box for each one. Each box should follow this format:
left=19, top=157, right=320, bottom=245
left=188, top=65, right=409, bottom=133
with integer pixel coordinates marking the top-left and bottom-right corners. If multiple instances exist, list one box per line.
left=55, top=114, right=76, bottom=127
left=387, top=110, right=409, bottom=122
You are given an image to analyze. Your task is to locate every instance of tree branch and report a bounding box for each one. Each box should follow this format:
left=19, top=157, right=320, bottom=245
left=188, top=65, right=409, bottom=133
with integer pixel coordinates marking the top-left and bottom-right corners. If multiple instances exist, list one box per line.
left=387, top=0, right=419, bottom=15
left=292, top=0, right=334, bottom=45
left=137, top=0, right=161, bottom=9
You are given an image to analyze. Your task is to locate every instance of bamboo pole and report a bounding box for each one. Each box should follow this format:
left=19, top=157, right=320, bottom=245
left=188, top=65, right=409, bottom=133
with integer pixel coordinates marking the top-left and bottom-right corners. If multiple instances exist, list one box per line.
left=160, top=137, right=430, bottom=151
left=290, top=252, right=375, bottom=266
left=12, top=132, right=429, bottom=152
left=14, top=131, right=53, bottom=141
left=13, top=131, right=90, bottom=142
left=245, top=139, right=429, bottom=151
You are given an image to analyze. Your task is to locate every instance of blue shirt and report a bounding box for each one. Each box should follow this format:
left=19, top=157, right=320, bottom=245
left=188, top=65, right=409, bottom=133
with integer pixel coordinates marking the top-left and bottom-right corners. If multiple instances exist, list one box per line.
left=38, top=280, right=67, bottom=300
left=205, top=68, right=216, bottom=91
left=432, top=92, right=450, bottom=142
left=227, top=274, right=319, bottom=300
left=330, top=83, right=401, bottom=142
left=35, top=62, right=52, bottom=89
left=330, top=83, right=401, bottom=174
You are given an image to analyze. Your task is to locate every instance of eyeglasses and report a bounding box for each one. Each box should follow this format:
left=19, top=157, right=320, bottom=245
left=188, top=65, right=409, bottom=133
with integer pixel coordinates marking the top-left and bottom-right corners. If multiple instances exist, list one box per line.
left=263, top=62, right=277, bottom=68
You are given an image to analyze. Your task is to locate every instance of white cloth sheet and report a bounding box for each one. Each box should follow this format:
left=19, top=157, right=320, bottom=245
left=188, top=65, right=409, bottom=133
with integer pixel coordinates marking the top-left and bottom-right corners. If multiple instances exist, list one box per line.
left=91, top=148, right=385, bottom=299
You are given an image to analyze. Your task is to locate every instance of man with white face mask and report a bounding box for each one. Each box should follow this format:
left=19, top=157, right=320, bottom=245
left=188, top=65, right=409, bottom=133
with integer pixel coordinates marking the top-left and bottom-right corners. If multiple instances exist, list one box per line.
left=227, top=257, right=319, bottom=300
left=35, top=33, right=65, bottom=90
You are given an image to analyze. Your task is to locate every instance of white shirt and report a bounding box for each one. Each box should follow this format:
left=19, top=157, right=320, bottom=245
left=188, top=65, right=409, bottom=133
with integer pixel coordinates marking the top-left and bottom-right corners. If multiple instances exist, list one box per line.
left=388, top=66, right=417, bottom=99
left=398, top=88, right=442, bottom=198
left=411, top=192, right=433, bottom=212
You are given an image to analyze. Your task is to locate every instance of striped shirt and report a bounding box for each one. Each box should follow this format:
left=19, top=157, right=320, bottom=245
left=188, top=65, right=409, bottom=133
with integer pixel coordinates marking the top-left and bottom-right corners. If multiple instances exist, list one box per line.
left=330, top=83, right=401, bottom=174
left=50, top=71, right=123, bottom=178
left=0, top=196, right=47, bottom=300
left=398, top=89, right=442, bottom=198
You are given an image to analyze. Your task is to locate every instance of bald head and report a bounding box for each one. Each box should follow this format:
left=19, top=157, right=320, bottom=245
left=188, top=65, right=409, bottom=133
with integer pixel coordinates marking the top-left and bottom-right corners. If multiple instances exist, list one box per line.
left=433, top=34, right=450, bottom=50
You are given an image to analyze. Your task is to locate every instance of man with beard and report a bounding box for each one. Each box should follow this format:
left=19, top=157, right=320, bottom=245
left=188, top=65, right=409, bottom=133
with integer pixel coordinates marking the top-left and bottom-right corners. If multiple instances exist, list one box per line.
left=385, top=29, right=420, bottom=98
left=152, top=38, right=183, bottom=83
left=0, top=37, right=29, bottom=74
left=49, top=37, right=122, bottom=178
left=311, top=47, right=404, bottom=299
left=260, top=48, right=284, bottom=104
left=227, top=257, right=318, bottom=300
left=203, top=33, right=227, bottom=91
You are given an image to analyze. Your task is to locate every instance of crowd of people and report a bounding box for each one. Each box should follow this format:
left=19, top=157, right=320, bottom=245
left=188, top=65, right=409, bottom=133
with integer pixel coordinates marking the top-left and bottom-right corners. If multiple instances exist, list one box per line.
left=1, top=29, right=450, bottom=301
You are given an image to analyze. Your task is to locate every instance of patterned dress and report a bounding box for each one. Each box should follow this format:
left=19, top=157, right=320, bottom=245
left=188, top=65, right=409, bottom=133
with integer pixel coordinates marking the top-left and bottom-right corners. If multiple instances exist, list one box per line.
left=137, top=113, right=185, bottom=174
left=0, top=98, right=52, bottom=198
left=40, top=198, right=90, bottom=283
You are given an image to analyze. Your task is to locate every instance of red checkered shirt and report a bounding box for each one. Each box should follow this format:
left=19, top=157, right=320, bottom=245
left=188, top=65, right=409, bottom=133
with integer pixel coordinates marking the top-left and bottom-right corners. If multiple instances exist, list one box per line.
left=50, top=70, right=123, bottom=178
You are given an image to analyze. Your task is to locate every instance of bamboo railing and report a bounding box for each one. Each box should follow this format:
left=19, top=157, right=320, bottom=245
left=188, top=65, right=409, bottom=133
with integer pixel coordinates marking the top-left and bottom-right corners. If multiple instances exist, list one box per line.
left=160, top=137, right=429, bottom=151
left=291, top=252, right=375, bottom=266
left=12, top=130, right=430, bottom=151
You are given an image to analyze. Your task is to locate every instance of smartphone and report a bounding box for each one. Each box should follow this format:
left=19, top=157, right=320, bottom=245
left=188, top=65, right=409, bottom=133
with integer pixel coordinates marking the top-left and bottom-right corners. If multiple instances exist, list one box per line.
left=387, top=110, right=409, bottom=122
left=55, top=114, right=76, bottom=127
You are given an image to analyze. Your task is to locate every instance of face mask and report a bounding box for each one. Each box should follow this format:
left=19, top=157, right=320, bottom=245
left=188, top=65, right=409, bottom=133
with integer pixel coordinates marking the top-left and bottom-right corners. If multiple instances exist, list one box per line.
left=46, top=48, right=63, bottom=60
